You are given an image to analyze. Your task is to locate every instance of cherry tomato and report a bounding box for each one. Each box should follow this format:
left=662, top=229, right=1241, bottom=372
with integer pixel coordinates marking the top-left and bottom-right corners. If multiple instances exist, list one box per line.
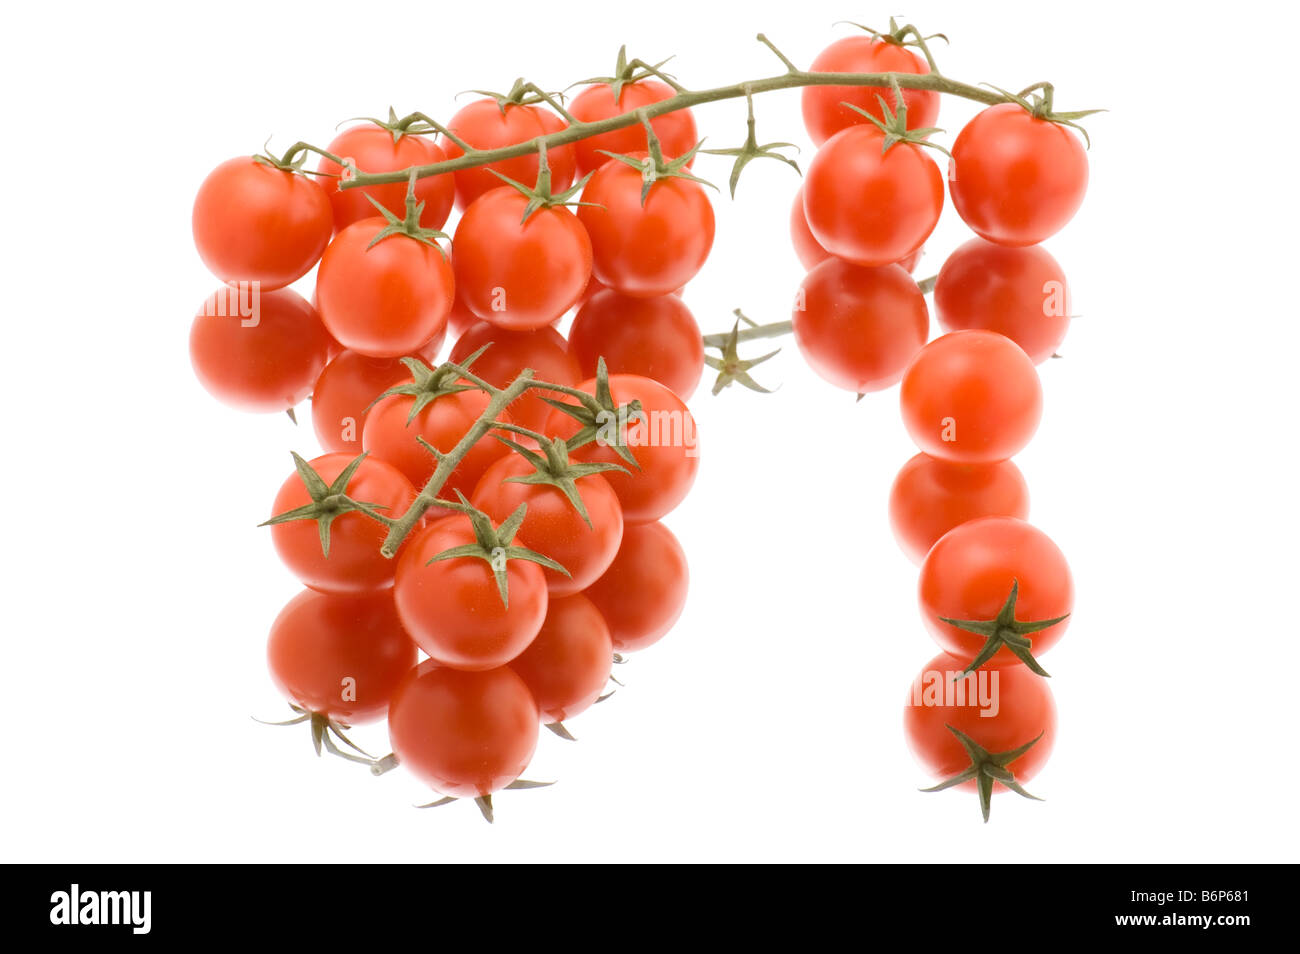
left=577, top=157, right=714, bottom=298
left=582, top=520, right=687, bottom=653
left=568, top=79, right=697, bottom=175
left=949, top=104, right=1088, bottom=246
left=545, top=374, right=699, bottom=524
left=790, top=186, right=925, bottom=274
left=441, top=100, right=576, bottom=208
left=801, top=35, right=939, bottom=146
left=919, top=516, right=1073, bottom=668
left=471, top=453, right=624, bottom=597
left=804, top=125, right=944, bottom=267
left=190, top=286, right=332, bottom=413
left=316, top=219, right=454, bottom=358
left=267, top=588, right=416, bottom=724
left=316, top=125, right=454, bottom=232
left=508, top=593, right=613, bottom=723
left=899, top=330, right=1043, bottom=463
left=449, top=321, right=581, bottom=433
left=453, top=187, right=592, bottom=329
left=394, top=516, right=548, bottom=671
left=270, top=453, right=417, bottom=594
left=388, top=661, right=539, bottom=798
left=310, top=347, right=441, bottom=454
left=888, top=453, right=1030, bottom=565
left=568, top=290, right=704, bottom=400
left=793, top=260, right=929, bottom=393
left=934, top=238, right=1072, bottom=364
left=192, top=157, right=332, bottom=289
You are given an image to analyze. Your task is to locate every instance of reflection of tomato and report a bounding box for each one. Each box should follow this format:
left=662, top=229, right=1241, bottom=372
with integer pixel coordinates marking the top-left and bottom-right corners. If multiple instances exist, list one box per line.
left=568, top=80, right=697, bottom=175
left=568, top=290, right=704, bottom=400
left=449, top=321, right=581, bottom=433
left=802, top=35, right=939, bottom=146
left=316, top=125, right=454, bottom=232
left=441, top=100, right=576, bottom=208
left=583, top=521, right=687, bottom=653
left=509, top=594, right=613, bottom=723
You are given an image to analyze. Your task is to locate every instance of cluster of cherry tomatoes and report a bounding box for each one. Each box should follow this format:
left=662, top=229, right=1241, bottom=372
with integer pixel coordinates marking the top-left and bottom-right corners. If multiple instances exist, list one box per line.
left=786, top=28, right=1086, bottom=820
left=189, top=71, right=712, bottom=817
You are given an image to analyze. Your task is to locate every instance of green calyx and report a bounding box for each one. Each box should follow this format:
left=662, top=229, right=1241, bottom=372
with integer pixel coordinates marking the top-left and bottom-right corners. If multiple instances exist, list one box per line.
left=363, top=172, right=449, bottom=249
left=540, top=358, right=644, bottom=468
left=920, top=725, right=1044, bottom=823
left=704, top=310, right=780, bottom=396
left=337, top=106, right=434, bottom=144
left=844, top=80, right=950, bottom=157
left=986, top=82, right=1105, bottom=148
left=701, top=90, right=800, bottom=198
left=416, top=779, right=556, bottom=824
left=494, top=434, right=628, bottom=528
left=841, top=17, right=948, bottom=70
left=489, top=140, right=596, bottom=222
left=597, top=114, right=715, bottom=204
left=466, top=77, right=565, bottom=114
left=371, top=352, right=481, bottom=424
left=940, top=579, right=1068, bottom=677
left=571, top=45, right=683, bottom=101
left=259, top=452, right=393, bottom=557
left=255, top=705, right=379, bottom=767
left=424, top=492, right=569, bottom=607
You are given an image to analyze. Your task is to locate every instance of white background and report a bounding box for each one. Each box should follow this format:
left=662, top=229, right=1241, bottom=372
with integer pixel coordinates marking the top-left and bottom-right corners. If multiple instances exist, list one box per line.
left=2, top=1, right=1297, bottom=863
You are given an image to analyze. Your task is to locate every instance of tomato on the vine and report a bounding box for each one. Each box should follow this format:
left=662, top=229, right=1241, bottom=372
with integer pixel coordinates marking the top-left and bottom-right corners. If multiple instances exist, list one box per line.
left=316, top=125, right=454, bottom=232
left=802, top=34, right=939, bottom=146
left=790, top=186, right=923, bottom=273
left=582, top=520, right=687, bottom=653
left=509, top=593, right=613, bottom=723
left=568, top=290, right=704, bottom=400
left=441, top=100, right=576, bottom=208
left=310, top=347, right=440, bottom=454
left=568, top=79, right=697, bottom=176
left=449, top=321, right=581, bottom=433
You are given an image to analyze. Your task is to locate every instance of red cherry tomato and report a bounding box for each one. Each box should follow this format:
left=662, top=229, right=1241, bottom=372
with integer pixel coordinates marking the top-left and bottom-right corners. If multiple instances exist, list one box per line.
left=899, top=330, right=1043, bottom=463
left=568, top=290, right=704, bottom=400
left=270, top=453, right=417, bottom=594
left=310, top=347, right=440, bottom=455
left=790, top=187, right=927, bottom=274
left=582, top=520, right=687, bottom=653
left=388, top=661, right=539, bottom=798
left=888, top=453, right=1030, bottom=565
left=801, top=35, right=939, bottom=146
left=267, top=588, right=416, bottom=724
left=793, top=260, right=929, bottom=393
left=804, top=125, right=944, bottom=267
left=190, top=286, right=333, bottom=413
left=441, top=100, right=576, bottom=209
left=394, top=516, right=548, bottom=671
left=316, top=125, right=454, bottom=232
left=192, top=157, right=332, bottom=289
left=453, top=187, right=592, bottom=329
left=568, top=79, right=697, bottom=175
left=449, top=321, right=581, bottom=433
left=316, top=219, right=454, bottom=358
left=508, top=593, right=614, bottom=723
left=934, top=238, right=1072, bottom=364
left=949, top=104, right=1089, bottom=246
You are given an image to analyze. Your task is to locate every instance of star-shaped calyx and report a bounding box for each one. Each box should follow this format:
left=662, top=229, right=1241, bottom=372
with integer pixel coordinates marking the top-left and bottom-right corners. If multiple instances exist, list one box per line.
left=595, top=115, right=715, bottom=205
left=540, top=358, right=644, bottom=469
left=939, top=579, right=1068, bottom=677
left=494, top=435, right=628, bottom=528
left=920, top=725, right=1044, bottom=823
left=259, top=452, right=393, bottom=557
left=702, top=91, right=800, bottom=198
left=704, top=313, right=780, bottom=395
left=368, top=351, right=482, bottom=424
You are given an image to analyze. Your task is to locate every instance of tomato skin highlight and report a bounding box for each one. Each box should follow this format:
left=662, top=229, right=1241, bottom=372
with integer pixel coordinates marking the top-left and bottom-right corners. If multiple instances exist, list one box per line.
left=268, top=588, right=417, bottom=724
left=509, top=593, right=614, bottom=723
left=388, top=661, right=539, bottom=798
left=568, top=290, right=705, bottom=400
left=904, top=651, right=1057, bottom=789
left=899, top=330, right=1043, bottom=464
left=949, top=103, right=1089, bottom=246
left=190, top=286, right=333, bottom=414
left=793, top=260, right=929, bottom=393
left=568, top=79, right=697, bottom=175
left=311, top=347, right=441, bottom=455
left=441, top=100, right=576, bottom=209
left=804, top=125, right=944, bottom=268
left=449, top=321, right=581, bottom=434
left=316, top=126, right=454, bottom=232
left=316, top=220, right=454, bottom=358
left=801, top=35, right=939, bottom=146
left=888, top=453, right=1030, bottom=565
left=919, top=516, right=1073, bottom=667
left=393, top=516, right=548, bottom=671
left=192, top=157, right=332, bottom=290
left=934, top=238, right=1071, bottom=364
left=582, top=520, right=687, bottom=653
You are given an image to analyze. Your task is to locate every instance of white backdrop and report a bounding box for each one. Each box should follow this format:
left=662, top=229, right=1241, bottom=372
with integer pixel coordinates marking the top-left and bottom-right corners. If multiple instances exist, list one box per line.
left=2, top=0, right=1297, bottom=862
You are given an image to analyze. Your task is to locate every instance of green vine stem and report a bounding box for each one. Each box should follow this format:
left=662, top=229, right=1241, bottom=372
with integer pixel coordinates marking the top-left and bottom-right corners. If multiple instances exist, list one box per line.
left=701, top=320, right=793, bottom=350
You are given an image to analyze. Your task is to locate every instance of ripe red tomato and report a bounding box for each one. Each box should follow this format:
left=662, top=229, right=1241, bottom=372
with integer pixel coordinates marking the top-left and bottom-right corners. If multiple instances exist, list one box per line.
left=888, top=453, right=1030, bottom=565
left=934, top=238, right=1071, bottom=364
left=316, top=125, right=454, bottom=232
left=453, top=188, right=592, bottom=330
left=190, top=286, right=333, bottom=413
left=790, top=186, right=926, bottom=274
left=793, top=260, right=929, bottom=393
left=316, top=219, right=454, bottom=358
left=802, top=35, right=939, bottom=145
left=270, top=453, right=417, bottom=594
left=362, top=383, right=510, bottom=497
left=192, top=157, right=332, bottom=289
left=904, top=651, right=1057, bottom=802
left=949, top=104, right=1089, bottom=246
left=394, top=516, right=549, bottom=671
left=449, top=321, right=581, bottom=433
left=804, top=125, right=944, bottom=267
left=508, top=593, right=613, bottom=723
left=582, top=520, right=687, bottom=653
left=919, top=516, right=1073, bottom=668
left=545, top=374, right=699, bottom=524
left=310, top=348, right=439, bottom=454
left=441, top=100, right=576, bottom=208
left=267, top=588, right=416, bottom=724
left=471, top=453, right=624, bottom=596
left=568, top=290, right=704, bottom=400
left=388, top=660, right=539, bottom=798
left=577, top=157, right=714, bottom=298
left=568, top=79, right=697, bottom=175
left=900, top=330, right=1043, bottom=463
